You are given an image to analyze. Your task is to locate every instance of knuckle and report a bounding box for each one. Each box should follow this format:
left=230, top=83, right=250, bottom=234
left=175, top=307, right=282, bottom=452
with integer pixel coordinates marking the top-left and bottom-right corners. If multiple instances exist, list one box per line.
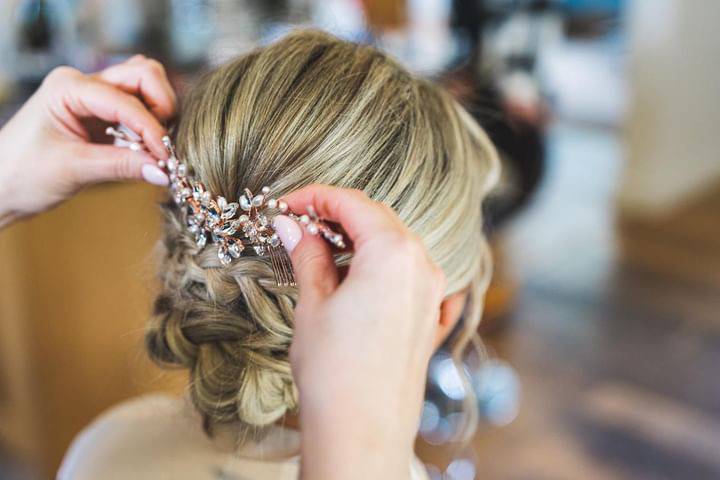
left=44, top=66, right=81, bottom=88
left=384, top=231, right=421, bottom=261
left=372, top=200, right=394, bottom=218
left=382, top=230, right=409, bottom=249
left=347, top=188, right=368, bottom=200
left=50, top=65, right=80, bottom=78
left=113, top=152, right=138, bottom=179
left=408, top=236, right=434, bottom=270
left=377, top=201, right=395, bottom=214
left=145, top=58, right=166, bottom=75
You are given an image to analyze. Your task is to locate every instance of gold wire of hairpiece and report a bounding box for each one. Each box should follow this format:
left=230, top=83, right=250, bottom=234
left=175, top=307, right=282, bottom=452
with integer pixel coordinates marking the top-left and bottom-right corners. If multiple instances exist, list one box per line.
left=106, top=125, right=345, bottom=288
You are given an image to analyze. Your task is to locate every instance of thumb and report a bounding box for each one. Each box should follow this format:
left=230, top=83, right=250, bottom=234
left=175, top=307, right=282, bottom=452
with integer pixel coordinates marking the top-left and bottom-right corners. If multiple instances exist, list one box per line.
left=273, top=215, right=339, bottom=302
left=70, top=144, right=169, bottom=186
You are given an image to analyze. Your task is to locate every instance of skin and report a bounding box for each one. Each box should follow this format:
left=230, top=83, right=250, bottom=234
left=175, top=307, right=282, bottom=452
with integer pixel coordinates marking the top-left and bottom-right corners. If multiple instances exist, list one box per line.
left=281, top=186, right=467, bottom=479
left=0, top=58, right=467, bottom=480
left=0, top=55, right=175, bottom=228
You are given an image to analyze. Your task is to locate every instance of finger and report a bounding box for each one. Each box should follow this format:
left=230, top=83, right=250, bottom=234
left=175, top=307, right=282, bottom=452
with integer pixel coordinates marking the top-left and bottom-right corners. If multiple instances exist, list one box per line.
left=64, top=75, right=169, bottom=159
left=97, top=55, right=177, bottom=121
left=69, top=144, right=169, bottom=186
left=280, top=185, right=403, bottom=249
left=274, top=215, right=339, bottom=303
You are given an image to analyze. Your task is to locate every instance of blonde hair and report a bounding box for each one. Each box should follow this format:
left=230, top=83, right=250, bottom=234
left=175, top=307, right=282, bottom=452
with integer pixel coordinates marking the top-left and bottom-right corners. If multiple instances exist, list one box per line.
left=146, top=29, right=499, bottom=436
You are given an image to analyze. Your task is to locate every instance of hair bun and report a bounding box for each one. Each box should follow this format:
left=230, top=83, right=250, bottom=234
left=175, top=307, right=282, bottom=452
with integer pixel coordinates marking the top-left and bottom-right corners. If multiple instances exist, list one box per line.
left=237, top=363, right=297, bottom=426
left=146, top=203, right=298, bottom=430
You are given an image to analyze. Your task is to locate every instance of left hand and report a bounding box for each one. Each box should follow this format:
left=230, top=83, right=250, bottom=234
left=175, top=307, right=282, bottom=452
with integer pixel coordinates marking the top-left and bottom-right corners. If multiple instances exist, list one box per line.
left=0, top=55, right=176, bottom=227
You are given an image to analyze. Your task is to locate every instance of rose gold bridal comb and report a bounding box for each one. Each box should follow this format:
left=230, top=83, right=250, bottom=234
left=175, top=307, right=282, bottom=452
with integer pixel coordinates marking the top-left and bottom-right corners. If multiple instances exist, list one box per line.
left=106, top=125, right=345, bottom=287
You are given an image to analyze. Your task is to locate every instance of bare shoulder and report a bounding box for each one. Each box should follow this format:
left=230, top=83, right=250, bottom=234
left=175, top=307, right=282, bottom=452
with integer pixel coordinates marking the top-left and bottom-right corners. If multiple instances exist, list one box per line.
left=58, top=394, right=431, bottom=480
left=58, top=394, right=210, bottom=480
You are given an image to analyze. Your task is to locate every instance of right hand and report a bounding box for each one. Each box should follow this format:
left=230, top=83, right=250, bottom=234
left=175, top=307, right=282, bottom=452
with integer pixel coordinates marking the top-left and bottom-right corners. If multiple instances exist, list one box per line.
left=273, top=185, right=446, bottom=480
left=0, top=55, right=175, bottom=228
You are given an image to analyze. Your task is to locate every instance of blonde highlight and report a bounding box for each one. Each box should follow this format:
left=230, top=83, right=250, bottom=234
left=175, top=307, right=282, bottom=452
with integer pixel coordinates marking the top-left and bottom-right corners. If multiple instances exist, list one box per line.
left=146, top=29, right=499, bottom=435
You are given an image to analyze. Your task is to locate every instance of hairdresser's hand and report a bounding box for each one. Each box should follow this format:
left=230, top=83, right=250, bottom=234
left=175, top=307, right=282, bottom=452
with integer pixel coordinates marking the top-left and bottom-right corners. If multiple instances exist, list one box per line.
left=0, top=55, right=176, bottom=228
left=274, top=185, right=446, bottom=480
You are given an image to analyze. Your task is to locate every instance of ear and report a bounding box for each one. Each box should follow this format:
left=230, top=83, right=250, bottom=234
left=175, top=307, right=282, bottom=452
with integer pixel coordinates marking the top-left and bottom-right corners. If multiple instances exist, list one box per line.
left=434, top=287, right=470, bottom=348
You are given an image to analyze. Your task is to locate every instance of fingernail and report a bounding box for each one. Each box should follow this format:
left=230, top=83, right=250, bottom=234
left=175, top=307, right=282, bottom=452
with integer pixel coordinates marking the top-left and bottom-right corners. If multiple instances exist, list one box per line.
left=273, top=215, right=303, bottom=253
left=141, top=164, right=169, bottom=186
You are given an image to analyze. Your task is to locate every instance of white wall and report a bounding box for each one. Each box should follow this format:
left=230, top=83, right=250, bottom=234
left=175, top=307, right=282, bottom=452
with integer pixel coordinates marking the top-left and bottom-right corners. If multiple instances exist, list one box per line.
left=619, top=0, right=720, bottom=216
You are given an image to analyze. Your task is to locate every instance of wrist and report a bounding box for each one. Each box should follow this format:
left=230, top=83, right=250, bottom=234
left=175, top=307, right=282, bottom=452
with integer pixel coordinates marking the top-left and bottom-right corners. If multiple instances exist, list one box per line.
left=299, top=400, right=414, bottom=480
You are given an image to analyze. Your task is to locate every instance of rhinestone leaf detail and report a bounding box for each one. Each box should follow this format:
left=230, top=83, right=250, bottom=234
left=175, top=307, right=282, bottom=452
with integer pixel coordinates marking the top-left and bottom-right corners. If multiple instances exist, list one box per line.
left=105, top=126, right=345, bottom=283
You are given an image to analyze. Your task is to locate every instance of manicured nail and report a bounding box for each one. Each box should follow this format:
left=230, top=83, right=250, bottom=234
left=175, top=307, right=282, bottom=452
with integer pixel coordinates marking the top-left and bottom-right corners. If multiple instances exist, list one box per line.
left=273, top=215, right=303, bottom=253
left=141, top=164, right=169, bottom=186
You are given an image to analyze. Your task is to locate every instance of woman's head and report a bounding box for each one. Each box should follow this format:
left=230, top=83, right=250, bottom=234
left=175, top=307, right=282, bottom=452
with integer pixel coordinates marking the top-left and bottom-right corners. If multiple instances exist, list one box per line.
left=147, top=29, right=498, bottom=433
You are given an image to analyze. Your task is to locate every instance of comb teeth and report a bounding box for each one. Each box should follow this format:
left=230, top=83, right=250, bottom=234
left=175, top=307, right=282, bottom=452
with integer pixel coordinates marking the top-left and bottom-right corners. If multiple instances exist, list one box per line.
left=269, top=245, right=296, bottom=287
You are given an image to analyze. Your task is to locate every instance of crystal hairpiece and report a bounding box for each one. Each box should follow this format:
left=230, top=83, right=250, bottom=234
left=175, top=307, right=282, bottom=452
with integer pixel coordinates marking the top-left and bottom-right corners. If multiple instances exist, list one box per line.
left=106, top=125, right=345, bottom=287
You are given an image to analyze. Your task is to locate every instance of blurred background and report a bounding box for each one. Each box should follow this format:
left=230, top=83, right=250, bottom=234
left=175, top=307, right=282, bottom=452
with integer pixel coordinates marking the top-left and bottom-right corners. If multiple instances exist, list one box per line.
left=0, top=0, right=719, bottom=478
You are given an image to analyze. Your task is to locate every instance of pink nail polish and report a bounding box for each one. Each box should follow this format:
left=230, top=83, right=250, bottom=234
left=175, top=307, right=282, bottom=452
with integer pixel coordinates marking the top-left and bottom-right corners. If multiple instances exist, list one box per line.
left=273, top=215, right=303, bottom=253
left=141, top=164, right=169, bottom=186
